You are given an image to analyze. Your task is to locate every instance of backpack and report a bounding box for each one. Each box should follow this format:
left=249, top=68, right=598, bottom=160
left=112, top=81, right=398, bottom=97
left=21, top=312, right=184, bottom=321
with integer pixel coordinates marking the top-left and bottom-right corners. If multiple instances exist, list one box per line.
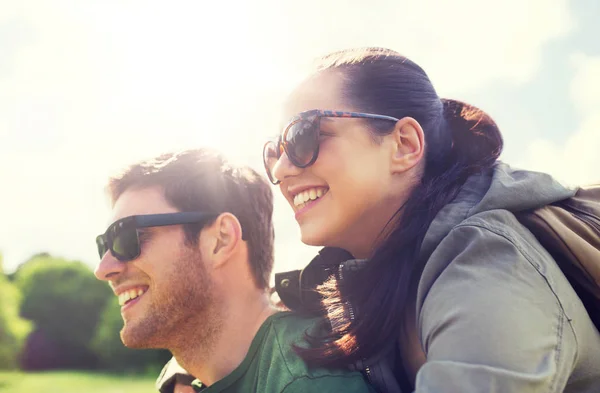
left=516, top=184, right=600, bottom=327
left=274, top=184, right=600, bottom=393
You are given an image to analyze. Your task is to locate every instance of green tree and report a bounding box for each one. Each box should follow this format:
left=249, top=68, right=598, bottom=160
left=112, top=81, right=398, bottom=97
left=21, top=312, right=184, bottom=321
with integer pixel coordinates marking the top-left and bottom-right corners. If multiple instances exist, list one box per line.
left=14, top=254, right=112, bottom=369
left=0, top=252, right=32, bottom=369
left=92, top=296, right=171, bottom=373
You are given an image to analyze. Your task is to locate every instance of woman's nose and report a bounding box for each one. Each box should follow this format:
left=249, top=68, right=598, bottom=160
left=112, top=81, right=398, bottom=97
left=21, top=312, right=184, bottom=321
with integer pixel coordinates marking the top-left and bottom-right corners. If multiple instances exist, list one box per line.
left=272, top=152, right=302, bottom=183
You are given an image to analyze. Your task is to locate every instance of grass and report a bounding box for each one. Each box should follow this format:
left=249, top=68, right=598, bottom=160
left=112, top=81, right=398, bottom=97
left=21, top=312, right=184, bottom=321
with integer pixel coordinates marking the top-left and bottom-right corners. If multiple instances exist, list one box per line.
left=0, top=370, right=157, bottom=393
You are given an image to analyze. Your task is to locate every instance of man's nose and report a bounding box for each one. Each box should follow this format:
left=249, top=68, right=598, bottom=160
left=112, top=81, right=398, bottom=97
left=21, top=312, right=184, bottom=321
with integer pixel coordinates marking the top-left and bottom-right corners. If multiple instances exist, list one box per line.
left=94, top=251, right=125, bottom=281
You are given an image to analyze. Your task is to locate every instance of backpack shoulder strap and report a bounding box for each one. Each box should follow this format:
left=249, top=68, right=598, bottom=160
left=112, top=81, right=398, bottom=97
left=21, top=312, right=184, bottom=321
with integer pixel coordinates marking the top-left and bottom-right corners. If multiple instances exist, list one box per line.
left=516, top=184, right=600, bottom=327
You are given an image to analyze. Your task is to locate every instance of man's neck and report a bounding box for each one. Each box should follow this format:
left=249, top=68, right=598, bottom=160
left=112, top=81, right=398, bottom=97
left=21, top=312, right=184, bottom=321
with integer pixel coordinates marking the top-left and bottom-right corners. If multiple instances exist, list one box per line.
left=171, top=294, right=278, bottom=386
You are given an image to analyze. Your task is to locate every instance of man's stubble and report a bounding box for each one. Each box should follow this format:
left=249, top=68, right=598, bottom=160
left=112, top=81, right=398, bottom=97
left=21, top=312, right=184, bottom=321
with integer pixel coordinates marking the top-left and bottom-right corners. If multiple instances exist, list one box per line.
left=120, top=246, right=223, bottom=354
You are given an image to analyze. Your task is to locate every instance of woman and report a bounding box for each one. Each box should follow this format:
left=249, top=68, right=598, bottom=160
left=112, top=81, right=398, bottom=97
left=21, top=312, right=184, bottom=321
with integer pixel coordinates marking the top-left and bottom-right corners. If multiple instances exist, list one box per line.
left=263, top=47, right=600, bottom=392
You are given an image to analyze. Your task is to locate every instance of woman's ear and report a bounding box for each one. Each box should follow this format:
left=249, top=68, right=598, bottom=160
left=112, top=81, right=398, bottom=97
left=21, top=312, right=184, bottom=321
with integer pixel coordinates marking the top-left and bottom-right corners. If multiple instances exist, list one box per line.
left=389, top=117, right=425, bottom=174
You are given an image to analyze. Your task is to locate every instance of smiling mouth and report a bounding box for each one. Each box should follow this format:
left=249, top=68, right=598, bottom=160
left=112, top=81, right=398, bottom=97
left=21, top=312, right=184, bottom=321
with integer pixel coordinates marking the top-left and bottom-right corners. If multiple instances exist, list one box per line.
left=292, top=187, right=329, bottom=210
left=118, top=287, right=148, bottom=307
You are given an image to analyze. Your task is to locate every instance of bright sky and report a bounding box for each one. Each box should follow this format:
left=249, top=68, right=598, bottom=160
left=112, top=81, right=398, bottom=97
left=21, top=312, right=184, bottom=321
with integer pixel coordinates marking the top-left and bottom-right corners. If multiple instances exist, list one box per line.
left=1, top=0, right=599, bottom=277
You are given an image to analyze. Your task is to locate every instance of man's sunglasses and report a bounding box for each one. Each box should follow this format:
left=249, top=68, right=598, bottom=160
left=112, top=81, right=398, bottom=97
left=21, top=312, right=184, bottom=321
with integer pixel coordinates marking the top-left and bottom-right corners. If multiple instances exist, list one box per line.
left=96, top=212, right=219, bottom=262
left=262, top=109, right=399, bottom=185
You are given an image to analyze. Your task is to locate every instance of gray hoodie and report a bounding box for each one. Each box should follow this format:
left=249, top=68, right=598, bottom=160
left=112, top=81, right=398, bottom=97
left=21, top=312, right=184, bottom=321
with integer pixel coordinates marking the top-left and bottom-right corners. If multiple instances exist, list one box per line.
left=414, top=162, right=600, bottom=392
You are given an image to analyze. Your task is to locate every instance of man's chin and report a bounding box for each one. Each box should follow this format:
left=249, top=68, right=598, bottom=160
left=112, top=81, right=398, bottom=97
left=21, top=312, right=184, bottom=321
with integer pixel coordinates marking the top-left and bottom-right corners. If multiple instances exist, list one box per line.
left=120, top=324, right=159, bottom=349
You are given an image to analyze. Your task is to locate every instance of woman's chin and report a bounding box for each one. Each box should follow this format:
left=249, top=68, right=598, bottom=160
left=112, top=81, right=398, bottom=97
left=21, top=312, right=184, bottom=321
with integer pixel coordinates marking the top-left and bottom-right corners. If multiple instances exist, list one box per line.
left=297, top=214, right=343, bottom=247
left=299, top=228, right=328, bottom=247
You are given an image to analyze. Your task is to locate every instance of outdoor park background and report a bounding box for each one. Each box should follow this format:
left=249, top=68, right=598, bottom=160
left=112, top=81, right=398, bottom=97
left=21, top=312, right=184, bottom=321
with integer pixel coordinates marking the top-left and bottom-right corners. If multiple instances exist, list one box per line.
left=1, top=0, right=599, bottom=391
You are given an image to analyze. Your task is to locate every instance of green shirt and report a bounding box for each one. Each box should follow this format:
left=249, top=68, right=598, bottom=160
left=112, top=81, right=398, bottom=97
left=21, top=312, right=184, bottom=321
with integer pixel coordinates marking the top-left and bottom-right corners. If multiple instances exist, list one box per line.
left=191, top=312, right=374, bottom=393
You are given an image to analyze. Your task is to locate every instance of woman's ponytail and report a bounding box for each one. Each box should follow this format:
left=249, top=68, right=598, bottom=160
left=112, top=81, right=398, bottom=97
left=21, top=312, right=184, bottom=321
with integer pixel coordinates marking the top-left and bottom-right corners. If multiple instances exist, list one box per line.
left=441, top=98, right=503, bottom=174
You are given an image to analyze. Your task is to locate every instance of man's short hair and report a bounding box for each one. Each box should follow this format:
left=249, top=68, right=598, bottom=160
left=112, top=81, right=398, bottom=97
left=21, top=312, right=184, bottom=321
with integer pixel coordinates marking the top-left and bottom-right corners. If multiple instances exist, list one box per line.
left=107, top=148, right=275, bottom=289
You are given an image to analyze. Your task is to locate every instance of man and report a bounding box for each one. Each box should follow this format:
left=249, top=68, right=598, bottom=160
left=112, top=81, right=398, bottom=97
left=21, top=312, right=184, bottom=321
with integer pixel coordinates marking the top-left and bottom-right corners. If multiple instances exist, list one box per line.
left=94, top=149, right=373, bottom=392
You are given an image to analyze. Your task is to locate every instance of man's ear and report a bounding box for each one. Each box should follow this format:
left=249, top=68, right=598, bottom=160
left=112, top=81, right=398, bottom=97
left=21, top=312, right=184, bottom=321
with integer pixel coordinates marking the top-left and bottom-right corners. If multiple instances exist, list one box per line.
left=201, top=213, right=244, bottom=269
left=389, top=117, right=425, bottom=174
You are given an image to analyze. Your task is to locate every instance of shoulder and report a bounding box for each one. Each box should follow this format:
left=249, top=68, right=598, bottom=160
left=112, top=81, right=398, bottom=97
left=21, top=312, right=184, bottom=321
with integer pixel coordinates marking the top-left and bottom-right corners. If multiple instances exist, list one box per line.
left=418, top=208, right=565, bottom=307
left=280, top=374, right=375, bottom=393
left=415, top=211, right=580, bottom=386
left=417, top=209, right=575, bottom=321
left=265, top=312, right=337, bottom=374
left=418, top=209, right=566, bottom=322
left=262, top=312, right=371, bottom=392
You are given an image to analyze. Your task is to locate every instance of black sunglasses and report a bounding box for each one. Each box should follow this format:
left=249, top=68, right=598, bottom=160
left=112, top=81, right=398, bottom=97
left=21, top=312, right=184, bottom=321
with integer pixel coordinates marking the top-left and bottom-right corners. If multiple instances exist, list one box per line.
left=96, top=212, right=219, bottom=262
left=263, top=109, right=399, bottom=185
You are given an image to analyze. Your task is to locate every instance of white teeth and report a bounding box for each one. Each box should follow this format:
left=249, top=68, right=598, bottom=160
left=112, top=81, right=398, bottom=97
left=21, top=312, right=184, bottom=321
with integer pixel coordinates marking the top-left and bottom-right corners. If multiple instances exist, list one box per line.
left=118, top=288, right=147, bottom=306
left=293, top=187, right=329, bottom=207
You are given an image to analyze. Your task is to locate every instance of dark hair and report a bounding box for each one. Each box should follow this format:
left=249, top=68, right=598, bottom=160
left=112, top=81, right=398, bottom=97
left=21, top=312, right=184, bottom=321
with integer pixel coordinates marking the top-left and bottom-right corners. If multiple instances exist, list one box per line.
left=299, top=48, right=503, bottom=366
left=107, top=148, right=275, bottom=290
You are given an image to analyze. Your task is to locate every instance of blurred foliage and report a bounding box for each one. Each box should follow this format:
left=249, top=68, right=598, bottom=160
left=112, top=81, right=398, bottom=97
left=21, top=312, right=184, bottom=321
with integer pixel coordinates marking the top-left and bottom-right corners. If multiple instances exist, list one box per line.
left=14, top=254, right=112, bottom=369
left=0, top=253, right=33, bottom=369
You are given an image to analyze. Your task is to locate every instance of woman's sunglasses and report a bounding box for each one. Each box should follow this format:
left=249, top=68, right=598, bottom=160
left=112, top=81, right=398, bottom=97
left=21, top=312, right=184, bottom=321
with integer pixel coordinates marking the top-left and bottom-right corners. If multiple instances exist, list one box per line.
left=263, top=109, right=399, bottom=185
left=96, top=212, right=219, bottom=262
